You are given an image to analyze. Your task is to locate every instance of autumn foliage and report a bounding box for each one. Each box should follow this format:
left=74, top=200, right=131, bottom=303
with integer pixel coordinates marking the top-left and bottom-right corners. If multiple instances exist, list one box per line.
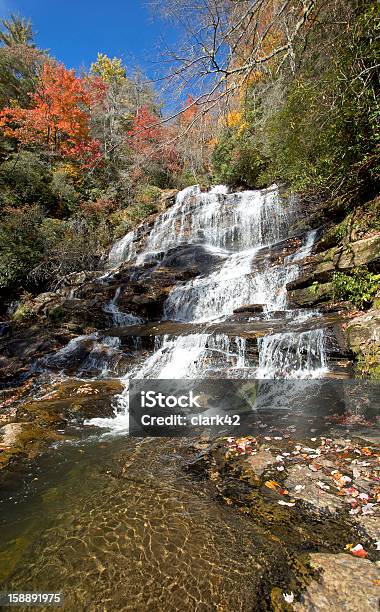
left=128, top=105, right=182, bottom=176
left=0, top=62, right=102, bottom=167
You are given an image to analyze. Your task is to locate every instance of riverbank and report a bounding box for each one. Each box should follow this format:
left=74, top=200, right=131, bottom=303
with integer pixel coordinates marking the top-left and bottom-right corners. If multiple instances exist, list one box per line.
left=185, top=432, right=380, bottom=610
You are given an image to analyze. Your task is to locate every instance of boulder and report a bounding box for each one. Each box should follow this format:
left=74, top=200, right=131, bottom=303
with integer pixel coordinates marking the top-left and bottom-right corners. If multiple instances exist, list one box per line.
left=285, top=465, right=343, bottom=513
left=287, top=233, right=380, bottom=291
left=288, top=282, right=333, bottom=308
left=295, top=553, right=380, bottom=611
left=346, top=309, right=380, bottom=352
left=345, top=309, right=380, bottom=377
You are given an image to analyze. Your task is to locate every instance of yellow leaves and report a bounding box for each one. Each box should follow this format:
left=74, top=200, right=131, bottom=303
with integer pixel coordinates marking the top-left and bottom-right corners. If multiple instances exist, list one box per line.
left=57, top=162, right=81, bottom=183
left=225, top=110, right=248, bottom=135
left=90, top=53, right=126, bottom=84
left=264, top=480, right=280, bottom=490
left=226, top=110, right=242, bottom=128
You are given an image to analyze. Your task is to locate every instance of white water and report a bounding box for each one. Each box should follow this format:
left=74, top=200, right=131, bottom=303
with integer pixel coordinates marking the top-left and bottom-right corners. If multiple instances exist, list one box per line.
left=108, top=231, right=136, bottom=268
left=256, top=329, right=327, bottom=379
left=103, top=287, right=143, bottom=326
left=42, top=333, right=123, bottom=378
left=89, top=185, right=327, bottom=432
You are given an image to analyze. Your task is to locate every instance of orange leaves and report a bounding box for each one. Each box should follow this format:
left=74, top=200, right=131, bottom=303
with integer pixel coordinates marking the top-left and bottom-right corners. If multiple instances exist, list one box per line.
left=264, top=480, right=280, bottom=490
left=180, top=95, right=197, bottom=124
left=0, top=62, right=102, bottom=167
left=345, top=543, right=368, bottom=558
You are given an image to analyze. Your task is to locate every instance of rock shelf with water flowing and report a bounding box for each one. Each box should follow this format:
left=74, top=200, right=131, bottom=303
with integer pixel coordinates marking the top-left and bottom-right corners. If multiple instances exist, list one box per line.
left=65, top=184, right=354, bottom=432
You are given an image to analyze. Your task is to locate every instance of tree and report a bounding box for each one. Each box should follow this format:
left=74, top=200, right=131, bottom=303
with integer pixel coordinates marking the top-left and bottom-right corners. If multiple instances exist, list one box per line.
left=0, top=15, right=44, bottom=110
left=0, top=14, right=34, bottom=47
left=0, top=62, right=102, bottom=167
left=128, top=105, right=182, bottom=185
left=90, top=53, right=126, bottom=84
left=152, top=0, right=319, bottom=118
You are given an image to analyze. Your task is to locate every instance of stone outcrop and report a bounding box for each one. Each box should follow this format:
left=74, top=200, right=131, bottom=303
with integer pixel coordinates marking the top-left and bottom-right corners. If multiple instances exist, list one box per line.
left=287, top=233, right=380, bottom=308
left=345, top=309, right=380, bottom=377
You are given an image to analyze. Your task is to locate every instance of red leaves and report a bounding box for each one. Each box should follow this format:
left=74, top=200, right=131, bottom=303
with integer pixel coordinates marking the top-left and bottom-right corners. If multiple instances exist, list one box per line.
left=128, top=106, right=163, bottom=146
left=128, top=105, right=182, bottom=175
left=346, top=543, right=368, bottom=558
left=0, top=62, right=103, bottom=168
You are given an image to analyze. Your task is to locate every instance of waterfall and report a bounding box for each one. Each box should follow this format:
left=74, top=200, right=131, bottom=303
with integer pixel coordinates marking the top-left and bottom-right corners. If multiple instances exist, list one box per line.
left=108, top=231, right=136, bottom=267
left=103, top=287, right=143, bottom=326
left=41, top=333, right=123, bottom=378
left=88, top=185, right=327, bottom=432
left=256, top=329, right=328, bottom=379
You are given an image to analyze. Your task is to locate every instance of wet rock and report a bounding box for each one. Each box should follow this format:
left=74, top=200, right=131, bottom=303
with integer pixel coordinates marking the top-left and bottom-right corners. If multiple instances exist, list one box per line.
left=233, top=304, right=264, bottom=314
left=288, top=282, right=333, bottom=308
left=355, top=515, right=380, bottom=542
left=158, top=189, right=178, bottom=210
left=294, top=553, right=380, bottom=611
left=0, top=423, right=24, bottom=447
left=244, top=447, right=274, bottom=476
left=161, top=244, right=225, bottom=275
left=18, top=380, right=123, bottom=425
left=345, top=309, right=380, bottom=378
left=285, top=465, right=343, bottom=513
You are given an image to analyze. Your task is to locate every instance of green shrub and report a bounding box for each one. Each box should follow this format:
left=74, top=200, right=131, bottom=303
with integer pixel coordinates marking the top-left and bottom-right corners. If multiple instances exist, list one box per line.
left=212, top=128, right=267, bottom=188
left=263, top=1, right=379, bottom=198
left=0, top=205, right=45, bottom=288
left=135, top=184, right=161, bottom=207
left=128, top=201, right=157, bottom=221
left=50, top=167, right=79, bottom=214
left=332, top=268, right=380, bottom=309
left=0, top=151, right=53, bottom=209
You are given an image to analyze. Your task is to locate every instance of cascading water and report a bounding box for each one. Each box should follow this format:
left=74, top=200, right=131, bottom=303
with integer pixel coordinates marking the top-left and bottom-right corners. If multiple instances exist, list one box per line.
left=256, top=329, right=327, bottom=379
left=107, top=230, right=136, bottom=268
left=91, top=184, right=328, bottom=431
left=103, top=287, right=143, bottom=326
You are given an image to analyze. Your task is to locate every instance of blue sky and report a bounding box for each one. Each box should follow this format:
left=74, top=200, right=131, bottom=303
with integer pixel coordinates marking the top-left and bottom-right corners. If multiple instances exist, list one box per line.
left=0, top=0, right=176, bottom=77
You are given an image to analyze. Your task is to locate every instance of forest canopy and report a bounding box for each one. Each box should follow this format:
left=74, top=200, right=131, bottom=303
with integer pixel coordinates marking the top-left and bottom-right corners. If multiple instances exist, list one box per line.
left=0, top=1, right=378, bottom=299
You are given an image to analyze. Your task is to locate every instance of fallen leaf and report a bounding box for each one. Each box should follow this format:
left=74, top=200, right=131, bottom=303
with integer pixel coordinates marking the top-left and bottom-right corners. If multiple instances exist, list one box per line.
left=283, top=592, right=294, bottom=604
left=264, top=480, right=280, bottom=490
left=351, top=544, right=368, bottom=558
left=294, top=484, right=305, bottom=492
left=309, top=464, right=321, bottom=472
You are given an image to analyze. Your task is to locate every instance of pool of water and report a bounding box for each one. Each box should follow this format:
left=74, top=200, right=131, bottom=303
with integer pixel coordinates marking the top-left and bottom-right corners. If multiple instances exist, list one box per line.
left=0, top=435, right=269, bottom=611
